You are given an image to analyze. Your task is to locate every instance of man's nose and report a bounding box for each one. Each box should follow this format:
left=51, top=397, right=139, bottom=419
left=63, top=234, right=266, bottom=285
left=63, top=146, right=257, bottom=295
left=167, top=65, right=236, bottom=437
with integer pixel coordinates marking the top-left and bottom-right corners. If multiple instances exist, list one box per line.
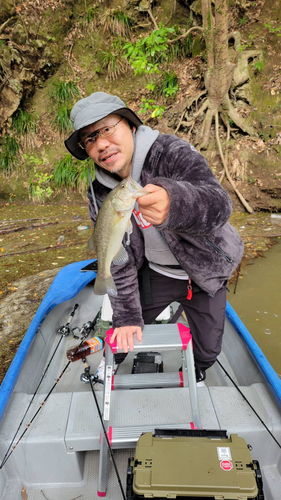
left=96, top=135, right=111, bottom=151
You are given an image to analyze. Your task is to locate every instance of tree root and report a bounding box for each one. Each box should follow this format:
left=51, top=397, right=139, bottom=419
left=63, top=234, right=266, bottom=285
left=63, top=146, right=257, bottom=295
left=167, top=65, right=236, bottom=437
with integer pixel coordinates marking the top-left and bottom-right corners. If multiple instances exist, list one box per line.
left=215, top=112, right=254, bottom=213
left=174, top=91, right=207, bottom=134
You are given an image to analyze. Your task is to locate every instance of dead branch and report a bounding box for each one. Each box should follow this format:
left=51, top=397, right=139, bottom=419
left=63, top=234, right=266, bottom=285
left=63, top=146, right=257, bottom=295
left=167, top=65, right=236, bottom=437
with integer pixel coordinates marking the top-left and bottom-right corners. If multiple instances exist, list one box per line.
left=0, top=221, right=59, bottom=235
left=0, top=16, right=17, bottom=36
left=174, top=108, right=186, bottom=134
left=146, top=7, right=158, bottom=30
left=168, top=26, right=204, bottom=44
left=0, top=242, right=87, bottom=258
left=215, top=113, right=253, bottom=213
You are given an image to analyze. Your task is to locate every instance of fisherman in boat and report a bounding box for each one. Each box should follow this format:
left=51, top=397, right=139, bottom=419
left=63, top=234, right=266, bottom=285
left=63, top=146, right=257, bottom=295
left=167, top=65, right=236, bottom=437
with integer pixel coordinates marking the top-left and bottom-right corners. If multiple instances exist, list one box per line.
left=65, top=92, right=244, bottom=387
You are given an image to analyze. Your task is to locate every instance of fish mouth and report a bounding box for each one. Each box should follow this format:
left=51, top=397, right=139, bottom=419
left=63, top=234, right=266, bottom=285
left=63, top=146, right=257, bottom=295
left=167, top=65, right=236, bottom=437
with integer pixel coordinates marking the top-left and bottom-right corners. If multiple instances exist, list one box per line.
left=126, top=176, right=149, bottom=198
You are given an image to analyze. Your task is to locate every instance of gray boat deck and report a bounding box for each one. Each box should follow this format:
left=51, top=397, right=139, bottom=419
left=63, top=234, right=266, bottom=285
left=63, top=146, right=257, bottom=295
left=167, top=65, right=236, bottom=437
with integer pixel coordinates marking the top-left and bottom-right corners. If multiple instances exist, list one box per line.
left=0, top=290, right=280, bottom=500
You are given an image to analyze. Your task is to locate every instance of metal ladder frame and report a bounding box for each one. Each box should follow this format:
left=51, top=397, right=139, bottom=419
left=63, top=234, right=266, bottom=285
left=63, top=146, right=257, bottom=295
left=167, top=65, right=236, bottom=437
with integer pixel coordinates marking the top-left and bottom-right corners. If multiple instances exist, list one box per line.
left=97, top=323, right=201, bottom=497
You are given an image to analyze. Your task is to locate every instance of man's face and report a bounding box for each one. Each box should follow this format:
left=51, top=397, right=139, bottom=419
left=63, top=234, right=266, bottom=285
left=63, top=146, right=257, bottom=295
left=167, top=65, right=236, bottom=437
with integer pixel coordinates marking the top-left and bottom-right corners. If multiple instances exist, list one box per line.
left=79, top=114, right=135, bottom=179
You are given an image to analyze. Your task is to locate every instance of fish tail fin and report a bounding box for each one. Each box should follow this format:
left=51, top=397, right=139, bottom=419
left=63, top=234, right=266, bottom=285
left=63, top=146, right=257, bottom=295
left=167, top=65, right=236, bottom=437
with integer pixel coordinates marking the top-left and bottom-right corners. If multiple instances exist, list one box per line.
left=94, top=275, right=117, bottom=297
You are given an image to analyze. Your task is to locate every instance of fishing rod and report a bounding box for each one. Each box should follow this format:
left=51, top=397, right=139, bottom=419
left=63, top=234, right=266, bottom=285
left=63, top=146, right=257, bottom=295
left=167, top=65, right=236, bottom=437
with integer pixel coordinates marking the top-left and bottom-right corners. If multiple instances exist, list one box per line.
left=0, top=308, right=99, bottom=470
left=217, top=358, right=281, bottom=449
left=82, top=360, right=127, bottom=500
left=0, top=303, right=79, bottom=469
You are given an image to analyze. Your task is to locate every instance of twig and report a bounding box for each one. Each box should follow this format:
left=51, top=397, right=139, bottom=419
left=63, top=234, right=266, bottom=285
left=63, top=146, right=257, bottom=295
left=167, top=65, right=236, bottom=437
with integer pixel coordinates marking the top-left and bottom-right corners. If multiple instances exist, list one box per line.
left=215, top=113, right=254, bottom=214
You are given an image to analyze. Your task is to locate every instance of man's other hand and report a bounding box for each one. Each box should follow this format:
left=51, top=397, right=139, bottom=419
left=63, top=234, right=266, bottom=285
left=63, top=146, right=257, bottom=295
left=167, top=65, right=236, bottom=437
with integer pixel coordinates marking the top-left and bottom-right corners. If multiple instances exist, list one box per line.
left=110, top=326, right=142, bottom=353
left=138, top=184, right=170, bottom=225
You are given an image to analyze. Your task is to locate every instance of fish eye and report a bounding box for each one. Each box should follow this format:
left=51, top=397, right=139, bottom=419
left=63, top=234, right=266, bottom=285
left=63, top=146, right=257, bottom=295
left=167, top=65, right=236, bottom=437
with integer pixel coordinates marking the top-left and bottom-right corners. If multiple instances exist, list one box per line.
left=121, top=183, right=125, bottom=188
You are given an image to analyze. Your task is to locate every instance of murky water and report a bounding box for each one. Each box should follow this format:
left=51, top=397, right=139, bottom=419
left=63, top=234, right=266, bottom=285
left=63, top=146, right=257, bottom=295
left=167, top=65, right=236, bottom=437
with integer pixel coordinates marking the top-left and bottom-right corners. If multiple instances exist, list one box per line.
left=228, top=238, right=281, bottom=377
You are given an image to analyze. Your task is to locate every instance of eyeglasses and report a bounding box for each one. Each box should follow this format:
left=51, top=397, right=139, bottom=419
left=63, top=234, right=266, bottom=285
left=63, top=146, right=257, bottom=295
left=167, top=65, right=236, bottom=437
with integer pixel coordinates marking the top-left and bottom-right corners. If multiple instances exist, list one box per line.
left=78, top=117, right=123, bottom=150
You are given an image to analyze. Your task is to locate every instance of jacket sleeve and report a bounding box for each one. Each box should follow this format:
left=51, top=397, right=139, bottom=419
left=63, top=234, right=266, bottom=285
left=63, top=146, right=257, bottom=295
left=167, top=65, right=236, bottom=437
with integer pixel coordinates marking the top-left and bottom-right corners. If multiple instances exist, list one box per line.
left=150, top=139, right=232, bottom=235
left=88, top=185, right=144, bottom=330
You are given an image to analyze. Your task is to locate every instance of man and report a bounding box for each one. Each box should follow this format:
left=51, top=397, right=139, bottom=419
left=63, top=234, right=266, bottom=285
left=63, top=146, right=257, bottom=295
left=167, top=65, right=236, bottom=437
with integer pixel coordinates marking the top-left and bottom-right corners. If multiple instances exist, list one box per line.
left=65, top=91, right=244, bottom=385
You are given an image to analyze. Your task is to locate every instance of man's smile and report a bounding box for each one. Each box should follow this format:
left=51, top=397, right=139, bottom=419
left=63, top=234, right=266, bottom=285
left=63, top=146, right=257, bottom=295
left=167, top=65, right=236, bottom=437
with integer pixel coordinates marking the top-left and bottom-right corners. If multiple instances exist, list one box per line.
left=100, top=151, right=119, bottom=163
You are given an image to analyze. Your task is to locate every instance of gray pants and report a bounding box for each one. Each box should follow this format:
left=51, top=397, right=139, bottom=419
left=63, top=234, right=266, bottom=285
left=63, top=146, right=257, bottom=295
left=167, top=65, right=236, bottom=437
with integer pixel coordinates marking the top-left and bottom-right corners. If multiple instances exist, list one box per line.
left=115, top=268, right=227, bottom=375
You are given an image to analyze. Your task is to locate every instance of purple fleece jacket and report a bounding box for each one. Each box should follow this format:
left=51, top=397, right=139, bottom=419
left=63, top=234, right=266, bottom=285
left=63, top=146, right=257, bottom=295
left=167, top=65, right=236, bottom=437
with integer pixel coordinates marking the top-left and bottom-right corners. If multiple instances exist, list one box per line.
left=88, top=134, right=244, bottom=329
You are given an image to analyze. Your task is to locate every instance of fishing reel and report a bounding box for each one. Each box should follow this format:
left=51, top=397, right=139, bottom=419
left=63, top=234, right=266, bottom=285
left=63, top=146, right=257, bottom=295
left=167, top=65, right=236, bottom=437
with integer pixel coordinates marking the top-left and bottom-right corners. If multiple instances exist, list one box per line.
left=57, top=304, right=79, bottom=337
left=80, top=358, right=96, bottom=384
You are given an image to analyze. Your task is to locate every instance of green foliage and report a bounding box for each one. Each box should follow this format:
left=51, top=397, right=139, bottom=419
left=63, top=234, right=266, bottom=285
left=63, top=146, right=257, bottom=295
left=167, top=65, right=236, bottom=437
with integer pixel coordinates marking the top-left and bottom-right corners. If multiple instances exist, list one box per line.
left=154, top=71, right=179, bottom=98
left=99, top=40, right=128, bottom=80
left=53, top=155, right=79, bottom=190
left=264, top=22, right=281, bottom=36
left=123, top=23, right=176, bottom=76
left=51, top=80, right=80, bottom=104
left=239, top=17, right=247, bottom=26
left=254, top=60, right=264, bottom=72
left=0, top=136, right=19, bottom=174
left=11, top=109, right=37, bottom=136
left=123, top=23, right=190, bottom=120
left=83, top=5, right=99, bottom=24
left=24, top=155, right=54, bottom=203
left=28, top=172, right=54, bottom=203
left=53, top=154, right=95, bottom=195
left=99, top=8, right=134, bottom=37
left=53, top=103, right=73, bottom=135
left=139, top=99, right=166, bottom=119
left=238, top=43, right=252, bottom=52
left=50, top=80, right=81, bottom=135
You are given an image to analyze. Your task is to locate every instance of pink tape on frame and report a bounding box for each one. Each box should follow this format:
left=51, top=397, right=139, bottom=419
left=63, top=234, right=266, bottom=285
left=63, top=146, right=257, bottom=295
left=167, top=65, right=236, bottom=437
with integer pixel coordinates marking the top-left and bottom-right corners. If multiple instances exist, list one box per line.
left=177, top=323, right=192, bottom=350
left=105, top=328, right=117, bottom=353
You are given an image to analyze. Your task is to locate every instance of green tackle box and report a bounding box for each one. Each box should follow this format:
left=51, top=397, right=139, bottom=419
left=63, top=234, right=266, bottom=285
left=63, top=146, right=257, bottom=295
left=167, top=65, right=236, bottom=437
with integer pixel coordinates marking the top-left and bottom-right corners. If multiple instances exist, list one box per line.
left=126, top=429, right=264, bottom=499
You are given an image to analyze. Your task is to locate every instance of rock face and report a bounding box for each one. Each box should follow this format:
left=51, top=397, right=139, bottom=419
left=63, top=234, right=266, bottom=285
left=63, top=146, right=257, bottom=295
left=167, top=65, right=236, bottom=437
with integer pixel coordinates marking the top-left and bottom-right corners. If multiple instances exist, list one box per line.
left=0, top=2, right=71, bottom=134
left=0, top=269, right=60, bottom=341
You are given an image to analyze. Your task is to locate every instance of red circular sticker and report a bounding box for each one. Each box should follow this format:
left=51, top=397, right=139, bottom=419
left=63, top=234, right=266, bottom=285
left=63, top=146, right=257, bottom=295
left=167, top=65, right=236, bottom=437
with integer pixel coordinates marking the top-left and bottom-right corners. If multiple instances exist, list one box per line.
left=220, top=460, right=233, bottom=471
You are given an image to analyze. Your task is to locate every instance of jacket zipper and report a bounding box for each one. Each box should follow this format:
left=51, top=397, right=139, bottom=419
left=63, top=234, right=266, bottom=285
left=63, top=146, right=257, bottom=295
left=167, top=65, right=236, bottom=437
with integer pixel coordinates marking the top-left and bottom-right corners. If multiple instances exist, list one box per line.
left=206, top=238, right=233, bottom=264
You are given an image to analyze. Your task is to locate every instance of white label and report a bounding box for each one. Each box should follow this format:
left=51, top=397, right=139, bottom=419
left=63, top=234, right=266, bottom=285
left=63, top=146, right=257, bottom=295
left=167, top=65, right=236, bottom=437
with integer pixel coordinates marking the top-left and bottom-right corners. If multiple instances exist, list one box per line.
left=217, top=447, right=232, bottom=461
left=103, top=365, right=112, bottom=421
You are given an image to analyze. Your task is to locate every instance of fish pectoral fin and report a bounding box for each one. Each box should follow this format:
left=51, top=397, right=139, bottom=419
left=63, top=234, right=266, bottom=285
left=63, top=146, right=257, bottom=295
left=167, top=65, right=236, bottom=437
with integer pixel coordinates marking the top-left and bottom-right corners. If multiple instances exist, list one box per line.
left=112, top=245, right=129, bottom=266
left=125, top=220, right=133, bottom=245
left=113, top=214, right=122, bottom=226
left=126, top=219, right=133, bottom=235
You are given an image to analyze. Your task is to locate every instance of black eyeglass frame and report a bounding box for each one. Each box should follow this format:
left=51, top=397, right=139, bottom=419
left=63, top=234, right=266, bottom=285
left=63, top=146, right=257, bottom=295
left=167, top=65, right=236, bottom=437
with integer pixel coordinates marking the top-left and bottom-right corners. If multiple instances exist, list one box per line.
left=78, top=117, right=124, bottom=150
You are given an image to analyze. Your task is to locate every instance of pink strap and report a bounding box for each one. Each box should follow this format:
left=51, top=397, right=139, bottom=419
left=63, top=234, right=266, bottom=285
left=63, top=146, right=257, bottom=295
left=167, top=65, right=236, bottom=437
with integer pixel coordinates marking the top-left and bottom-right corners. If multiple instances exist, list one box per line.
left=177, top=323, right=192, bottom=350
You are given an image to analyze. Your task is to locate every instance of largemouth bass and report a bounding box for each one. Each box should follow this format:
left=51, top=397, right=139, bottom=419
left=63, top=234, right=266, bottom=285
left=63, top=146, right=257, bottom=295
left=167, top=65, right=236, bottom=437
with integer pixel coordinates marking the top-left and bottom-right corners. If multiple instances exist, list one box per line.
left=89, top=176, right=148, bottom=296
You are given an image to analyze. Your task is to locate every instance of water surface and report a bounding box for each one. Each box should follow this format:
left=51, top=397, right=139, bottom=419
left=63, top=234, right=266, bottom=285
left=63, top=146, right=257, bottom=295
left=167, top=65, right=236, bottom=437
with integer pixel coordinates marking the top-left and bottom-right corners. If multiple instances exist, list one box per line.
left=228, top=239, right=281, bottom=377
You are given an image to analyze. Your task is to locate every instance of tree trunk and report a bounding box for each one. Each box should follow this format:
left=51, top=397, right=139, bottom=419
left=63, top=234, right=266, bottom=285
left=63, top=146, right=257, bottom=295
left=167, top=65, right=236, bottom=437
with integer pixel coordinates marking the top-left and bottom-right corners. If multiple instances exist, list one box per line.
left=200, top=0, right=235, bottom=148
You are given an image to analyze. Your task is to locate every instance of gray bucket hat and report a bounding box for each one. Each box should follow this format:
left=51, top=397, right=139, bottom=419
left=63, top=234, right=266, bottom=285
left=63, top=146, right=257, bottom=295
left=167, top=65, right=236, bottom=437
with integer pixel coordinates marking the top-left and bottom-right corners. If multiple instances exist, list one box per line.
left=65, top=91, right=142, bottom=160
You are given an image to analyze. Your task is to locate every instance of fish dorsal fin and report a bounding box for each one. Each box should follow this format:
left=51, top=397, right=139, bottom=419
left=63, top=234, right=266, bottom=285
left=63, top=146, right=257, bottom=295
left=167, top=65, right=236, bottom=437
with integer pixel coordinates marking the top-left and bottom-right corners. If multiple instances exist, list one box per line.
left=88, top=232, right=97, bottom=256
left=112, top=245, right=129, bottom=266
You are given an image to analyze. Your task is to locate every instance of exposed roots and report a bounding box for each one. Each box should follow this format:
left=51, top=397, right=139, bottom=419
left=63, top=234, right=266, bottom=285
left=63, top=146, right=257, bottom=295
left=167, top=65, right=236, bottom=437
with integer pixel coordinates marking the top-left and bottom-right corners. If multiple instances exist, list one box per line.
left=215, top=112, right=254, bottom=213
left=175, top=95, right=254, bottom=213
